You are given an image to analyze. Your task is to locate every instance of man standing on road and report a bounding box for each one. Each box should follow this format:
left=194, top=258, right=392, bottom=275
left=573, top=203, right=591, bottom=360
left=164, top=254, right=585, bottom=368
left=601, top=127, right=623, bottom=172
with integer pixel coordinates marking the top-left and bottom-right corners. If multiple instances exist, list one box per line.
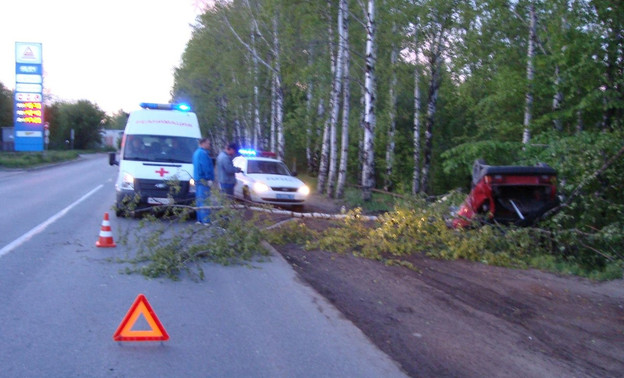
left=216, top=142, right=241, bottom=196
left=193, top=138, right=214, bottom=224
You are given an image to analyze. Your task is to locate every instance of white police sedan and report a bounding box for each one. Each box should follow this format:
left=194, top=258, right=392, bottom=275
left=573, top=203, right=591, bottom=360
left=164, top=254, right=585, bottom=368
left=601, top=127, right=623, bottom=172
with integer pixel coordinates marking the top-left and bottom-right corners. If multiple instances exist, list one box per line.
left=232, top=151, right=310, bottom=210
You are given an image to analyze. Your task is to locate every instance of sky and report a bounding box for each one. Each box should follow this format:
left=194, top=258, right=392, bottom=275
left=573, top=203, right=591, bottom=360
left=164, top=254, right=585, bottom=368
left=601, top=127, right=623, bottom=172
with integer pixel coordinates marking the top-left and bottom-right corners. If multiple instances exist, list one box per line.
left=0, top=0, right=209, bottom=115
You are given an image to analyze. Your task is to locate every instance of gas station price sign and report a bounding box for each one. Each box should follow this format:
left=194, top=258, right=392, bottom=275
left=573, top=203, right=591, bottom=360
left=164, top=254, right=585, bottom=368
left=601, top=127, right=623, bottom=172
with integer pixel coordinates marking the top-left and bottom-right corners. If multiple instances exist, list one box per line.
left=14, top=42, right=44, bottom=151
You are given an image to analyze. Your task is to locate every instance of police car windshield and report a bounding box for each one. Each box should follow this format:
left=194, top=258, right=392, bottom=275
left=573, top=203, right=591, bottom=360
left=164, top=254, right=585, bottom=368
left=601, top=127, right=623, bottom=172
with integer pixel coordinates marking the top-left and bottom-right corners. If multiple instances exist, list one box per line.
left=247, top=160, right=291, bottom=175
left=123, top=135, right=196, bottom=163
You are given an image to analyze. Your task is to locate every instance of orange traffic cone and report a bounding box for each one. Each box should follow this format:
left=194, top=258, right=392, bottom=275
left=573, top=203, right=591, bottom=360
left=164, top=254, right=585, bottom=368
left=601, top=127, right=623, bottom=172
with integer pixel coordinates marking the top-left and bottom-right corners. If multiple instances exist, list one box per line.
left=96, top=212, right=116, bottom=248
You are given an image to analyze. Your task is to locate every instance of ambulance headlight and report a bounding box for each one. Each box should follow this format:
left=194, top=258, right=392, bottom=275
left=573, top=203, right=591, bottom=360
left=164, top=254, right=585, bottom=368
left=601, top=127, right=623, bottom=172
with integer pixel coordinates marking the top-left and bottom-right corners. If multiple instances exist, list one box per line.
left=298, top=185, right=310, bottom=196
left=189, top=178, right=196, bottom=193
left=121, top=172, right=135, bottom=190
left=253, top=182, right=270, bottom=193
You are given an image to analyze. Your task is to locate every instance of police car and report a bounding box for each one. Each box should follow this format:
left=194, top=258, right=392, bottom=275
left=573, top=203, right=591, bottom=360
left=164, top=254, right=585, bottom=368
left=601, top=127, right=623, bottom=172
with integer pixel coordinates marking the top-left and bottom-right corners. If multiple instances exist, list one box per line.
left=232, top=150, right=310, bottom=210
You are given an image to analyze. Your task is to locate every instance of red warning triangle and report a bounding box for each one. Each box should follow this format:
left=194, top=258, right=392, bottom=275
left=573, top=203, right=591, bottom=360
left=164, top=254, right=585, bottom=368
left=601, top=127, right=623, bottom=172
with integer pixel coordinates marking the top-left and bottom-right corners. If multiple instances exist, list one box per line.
left=113, top=294, right=169, bottom=341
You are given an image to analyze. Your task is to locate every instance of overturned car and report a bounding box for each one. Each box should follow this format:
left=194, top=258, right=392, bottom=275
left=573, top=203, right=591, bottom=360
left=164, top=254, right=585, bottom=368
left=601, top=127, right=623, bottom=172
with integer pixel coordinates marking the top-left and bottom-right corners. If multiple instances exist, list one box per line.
left=452, top=160, right=559, bottom=228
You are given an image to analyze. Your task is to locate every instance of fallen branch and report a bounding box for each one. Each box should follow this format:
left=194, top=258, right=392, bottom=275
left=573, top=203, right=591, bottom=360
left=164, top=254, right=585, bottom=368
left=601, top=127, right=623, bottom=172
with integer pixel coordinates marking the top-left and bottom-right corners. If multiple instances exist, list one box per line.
left=159, top=201, right=379, bottom=221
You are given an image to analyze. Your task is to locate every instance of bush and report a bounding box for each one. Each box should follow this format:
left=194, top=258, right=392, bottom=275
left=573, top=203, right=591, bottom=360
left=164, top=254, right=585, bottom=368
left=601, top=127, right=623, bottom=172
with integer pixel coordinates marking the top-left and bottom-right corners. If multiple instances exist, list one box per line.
left=267, top=190, right=623, bottom=281
left=0, top=150, right=80, bottom=168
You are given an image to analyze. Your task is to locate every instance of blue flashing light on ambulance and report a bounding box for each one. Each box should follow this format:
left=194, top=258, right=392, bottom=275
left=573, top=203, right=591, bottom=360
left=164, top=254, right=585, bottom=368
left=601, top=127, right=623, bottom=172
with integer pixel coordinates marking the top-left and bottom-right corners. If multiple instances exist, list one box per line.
left=109, top=103, right=200, bottom=217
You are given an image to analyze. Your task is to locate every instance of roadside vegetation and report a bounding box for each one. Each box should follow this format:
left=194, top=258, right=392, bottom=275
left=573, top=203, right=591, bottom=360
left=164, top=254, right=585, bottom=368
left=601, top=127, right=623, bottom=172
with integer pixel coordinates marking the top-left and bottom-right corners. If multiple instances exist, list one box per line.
left=269, top=132, right=624, bottom=281
left=267, top=198, right=623, bottom=282
left=112, top=195, right=272, bottom=281
left=0, top=150, right=81, bottom=169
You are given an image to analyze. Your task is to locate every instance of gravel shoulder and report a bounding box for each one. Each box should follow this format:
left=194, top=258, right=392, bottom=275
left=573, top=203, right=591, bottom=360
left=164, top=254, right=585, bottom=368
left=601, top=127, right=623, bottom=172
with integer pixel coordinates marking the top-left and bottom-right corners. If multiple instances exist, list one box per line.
left=272, top=193, right=624, bottom=377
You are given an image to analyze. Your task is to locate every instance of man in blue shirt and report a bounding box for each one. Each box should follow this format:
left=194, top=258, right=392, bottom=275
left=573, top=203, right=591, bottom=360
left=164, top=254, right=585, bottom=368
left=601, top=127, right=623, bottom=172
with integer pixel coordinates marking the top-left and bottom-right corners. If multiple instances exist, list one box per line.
left=193, top=138, right=214, bottom=224
left=216, top=142, right=241, bottom=196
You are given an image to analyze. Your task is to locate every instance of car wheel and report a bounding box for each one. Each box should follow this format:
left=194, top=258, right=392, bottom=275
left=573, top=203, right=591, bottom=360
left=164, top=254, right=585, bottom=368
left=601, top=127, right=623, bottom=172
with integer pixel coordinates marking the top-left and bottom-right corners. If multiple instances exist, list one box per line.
left=243, top=187, right=252, bottom=202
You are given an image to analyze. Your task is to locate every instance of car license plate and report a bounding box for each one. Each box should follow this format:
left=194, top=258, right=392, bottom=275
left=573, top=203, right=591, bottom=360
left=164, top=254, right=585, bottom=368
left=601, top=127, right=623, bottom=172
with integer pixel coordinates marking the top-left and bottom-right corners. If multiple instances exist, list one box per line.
left=276, top=193, right=294, bottom=200
left=148, top=197, right=171, bottom=205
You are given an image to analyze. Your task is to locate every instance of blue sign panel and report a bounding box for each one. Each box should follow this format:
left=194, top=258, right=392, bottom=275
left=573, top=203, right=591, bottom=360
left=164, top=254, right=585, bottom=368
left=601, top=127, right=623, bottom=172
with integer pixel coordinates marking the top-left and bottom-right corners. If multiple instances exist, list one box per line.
left=14, top=42, right=44, bottom=151
left=16, top=64, right=42, bottom=75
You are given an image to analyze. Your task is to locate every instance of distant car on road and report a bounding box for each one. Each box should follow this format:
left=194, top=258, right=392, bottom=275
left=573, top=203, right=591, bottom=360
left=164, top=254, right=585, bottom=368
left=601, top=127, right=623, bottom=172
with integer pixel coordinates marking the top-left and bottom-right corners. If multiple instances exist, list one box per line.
left=232, top=150, right=309, bottom=211
left=452, top=159, right=559, bottom=228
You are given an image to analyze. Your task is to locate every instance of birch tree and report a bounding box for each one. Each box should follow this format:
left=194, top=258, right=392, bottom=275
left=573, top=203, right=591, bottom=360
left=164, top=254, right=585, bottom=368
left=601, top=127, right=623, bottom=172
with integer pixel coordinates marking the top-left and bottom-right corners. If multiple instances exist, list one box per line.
left=361, top=0, right=377, bottom=201
left=522, top=1, right=537, bottom=145
left=419, top=0, right=453, bottom=194
left=251, top=24, right=262, bottom=149
left=221, top=0, right=286, bottom=158
left=412, top=30, right=422, bottom=195
left=384, top=20, right=398, bottom=192
left=335, top=0, right=351, bottom=199
left=317, top=0, right=336, bottom=194
left=272, top=15, right=285, bottom=159
left=326, top=0, right=348, bottom=196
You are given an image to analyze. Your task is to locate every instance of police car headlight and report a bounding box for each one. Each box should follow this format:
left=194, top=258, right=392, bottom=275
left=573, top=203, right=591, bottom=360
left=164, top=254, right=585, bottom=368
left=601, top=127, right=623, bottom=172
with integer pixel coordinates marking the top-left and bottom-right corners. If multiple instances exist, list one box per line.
left=121, top=172, right=134, bottom=190
left=189, top=178, right=196, bottom=193
left=298, top=185, right=310, bottom=196
left=253, top=182, right=270, bottom=193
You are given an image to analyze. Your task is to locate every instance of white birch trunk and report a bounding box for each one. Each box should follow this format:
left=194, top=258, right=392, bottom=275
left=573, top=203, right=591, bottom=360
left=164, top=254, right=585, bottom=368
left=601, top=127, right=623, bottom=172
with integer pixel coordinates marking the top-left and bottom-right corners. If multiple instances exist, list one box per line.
left=522, top=2, right=536, bottom=145
left=270, top=73, right=277, bottom=153
left=412, top=34, right=422, bottom=195
left=251, top=26, right=261, bottom=149
left=273, top=16, right=285, bottom=160
left=326, top=0, right=346, bottom=196
left=384, top=22, right=398, bottom=192
left=223, top=2, right=284, bottom=157
left=335, top=0, right=350, bottom=199
left=553, top=65, right=563, bottom=131
left=361, top=0, right=377, bottom=201
left=317, top=118, right=331, bottom=193
left=420, top=29, right=443, bottom=194
left=305, top=53, right=314, bottom=172
left=312, top=98, right=326, bottom=173
left=316, top=1, right=336, bottom=193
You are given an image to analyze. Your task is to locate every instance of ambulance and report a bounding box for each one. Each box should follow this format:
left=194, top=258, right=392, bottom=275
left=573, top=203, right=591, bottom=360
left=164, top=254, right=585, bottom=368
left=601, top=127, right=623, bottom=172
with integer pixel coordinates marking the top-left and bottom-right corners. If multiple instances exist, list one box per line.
left=109, top=103, right=201, bottom=216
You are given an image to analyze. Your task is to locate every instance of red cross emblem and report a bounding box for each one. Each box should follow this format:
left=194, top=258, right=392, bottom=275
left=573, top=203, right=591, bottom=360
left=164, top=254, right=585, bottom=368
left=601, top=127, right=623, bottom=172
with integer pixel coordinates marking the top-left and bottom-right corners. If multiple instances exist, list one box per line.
left=155, top=168, right=169, bottom=177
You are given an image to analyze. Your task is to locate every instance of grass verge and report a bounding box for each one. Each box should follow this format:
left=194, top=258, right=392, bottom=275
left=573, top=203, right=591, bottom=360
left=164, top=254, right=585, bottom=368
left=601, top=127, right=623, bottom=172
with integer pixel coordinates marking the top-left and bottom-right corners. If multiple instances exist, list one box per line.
left=0, top=150, right=81, bottom=169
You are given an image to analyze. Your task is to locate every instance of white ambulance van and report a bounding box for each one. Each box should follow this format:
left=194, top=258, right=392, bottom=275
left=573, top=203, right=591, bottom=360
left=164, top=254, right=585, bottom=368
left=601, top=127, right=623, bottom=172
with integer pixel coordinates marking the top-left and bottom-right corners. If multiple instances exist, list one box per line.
left=109, top=103, right=201, bottom=216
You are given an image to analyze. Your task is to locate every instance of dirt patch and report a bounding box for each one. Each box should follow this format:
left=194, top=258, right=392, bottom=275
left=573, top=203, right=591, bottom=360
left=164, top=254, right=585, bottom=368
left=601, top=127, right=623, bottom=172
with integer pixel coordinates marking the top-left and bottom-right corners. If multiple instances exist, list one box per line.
left=268, top=195, right=624, bottom=377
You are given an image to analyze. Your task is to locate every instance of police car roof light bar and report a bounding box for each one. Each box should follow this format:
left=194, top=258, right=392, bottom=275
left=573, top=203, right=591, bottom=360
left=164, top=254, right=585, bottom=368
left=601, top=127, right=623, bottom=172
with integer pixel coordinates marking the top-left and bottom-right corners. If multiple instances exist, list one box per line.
left=238, top=148, right=257, bottom=156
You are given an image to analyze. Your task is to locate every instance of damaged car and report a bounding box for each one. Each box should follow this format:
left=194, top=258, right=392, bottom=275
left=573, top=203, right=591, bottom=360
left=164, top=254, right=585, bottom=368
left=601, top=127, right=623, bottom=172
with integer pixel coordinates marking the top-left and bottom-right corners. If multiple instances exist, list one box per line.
left=452, top=160, right=559, bottom=228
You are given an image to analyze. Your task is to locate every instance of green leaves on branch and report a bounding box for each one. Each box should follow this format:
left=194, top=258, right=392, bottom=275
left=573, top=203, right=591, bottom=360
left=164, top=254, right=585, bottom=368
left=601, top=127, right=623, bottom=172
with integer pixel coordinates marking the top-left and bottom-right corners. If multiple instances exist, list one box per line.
left=268, top=195, right=623, bottom=281
left=116, top=202, right=270, bottom=281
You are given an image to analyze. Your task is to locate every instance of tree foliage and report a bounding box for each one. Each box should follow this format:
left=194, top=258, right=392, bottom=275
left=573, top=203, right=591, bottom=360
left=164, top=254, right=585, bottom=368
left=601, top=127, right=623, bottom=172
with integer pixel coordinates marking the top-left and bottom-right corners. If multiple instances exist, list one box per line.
left=170, top=0, right=623, bottom=276
left=0, top=82, right=12, bottom=127
left=103, top=110, right=129, bottom=130
left=46, top=100, right=105, bottom=150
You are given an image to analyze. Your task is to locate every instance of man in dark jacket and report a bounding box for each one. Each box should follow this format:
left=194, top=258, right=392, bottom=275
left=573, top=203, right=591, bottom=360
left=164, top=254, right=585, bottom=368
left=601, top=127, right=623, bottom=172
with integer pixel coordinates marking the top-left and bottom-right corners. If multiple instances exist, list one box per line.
left=216, top=142, right=241, bottom=196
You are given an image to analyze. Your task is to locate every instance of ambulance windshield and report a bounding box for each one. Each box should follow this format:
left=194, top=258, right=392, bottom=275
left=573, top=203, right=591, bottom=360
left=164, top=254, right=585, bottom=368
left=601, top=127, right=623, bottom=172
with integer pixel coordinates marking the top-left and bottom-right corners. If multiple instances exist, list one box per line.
left=123, top=135, right=197, bottom=163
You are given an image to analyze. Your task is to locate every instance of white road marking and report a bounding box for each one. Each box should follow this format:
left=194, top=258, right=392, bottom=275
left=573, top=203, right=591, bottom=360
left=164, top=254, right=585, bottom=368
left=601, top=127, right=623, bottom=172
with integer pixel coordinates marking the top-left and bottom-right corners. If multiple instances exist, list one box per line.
left=0, top=184, right=103, bottom=258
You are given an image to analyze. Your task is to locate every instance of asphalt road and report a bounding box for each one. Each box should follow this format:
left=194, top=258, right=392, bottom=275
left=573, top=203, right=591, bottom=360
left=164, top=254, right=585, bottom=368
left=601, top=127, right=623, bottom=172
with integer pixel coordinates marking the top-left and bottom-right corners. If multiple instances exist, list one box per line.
left=0, top=154, right=405, bottom=377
